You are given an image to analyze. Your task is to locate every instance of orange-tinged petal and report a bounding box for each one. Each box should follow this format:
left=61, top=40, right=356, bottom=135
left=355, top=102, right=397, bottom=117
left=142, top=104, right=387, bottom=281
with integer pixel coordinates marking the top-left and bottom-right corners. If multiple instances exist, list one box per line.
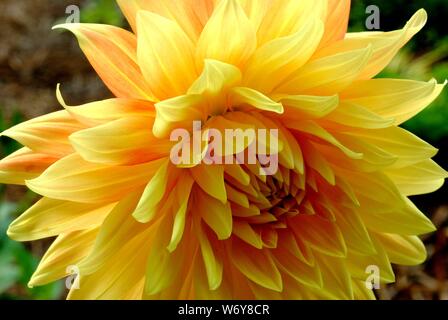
left=137, top=11, right=197, bottom=100
left=1, top=111, right=83, bottom=157
left=0, top=148, right=59, bottom=185
left=196, top=0, right=256, bottom=67
left=319, top=0, right=351, bottom=47
left=54, top=23, right=155, bottom=101
left=118, top=0, right=214, bottom=41
left=57, top=86, right=155, bottom=126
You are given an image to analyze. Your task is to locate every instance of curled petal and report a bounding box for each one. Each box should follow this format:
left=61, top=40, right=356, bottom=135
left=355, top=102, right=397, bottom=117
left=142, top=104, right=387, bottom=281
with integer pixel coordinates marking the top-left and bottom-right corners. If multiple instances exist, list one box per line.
left=54, top=23, right=154, bottom=101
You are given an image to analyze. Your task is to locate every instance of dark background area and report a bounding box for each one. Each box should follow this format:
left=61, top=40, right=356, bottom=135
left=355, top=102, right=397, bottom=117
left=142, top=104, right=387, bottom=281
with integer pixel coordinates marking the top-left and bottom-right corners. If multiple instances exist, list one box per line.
left=0, top=0, right=446, bottom=299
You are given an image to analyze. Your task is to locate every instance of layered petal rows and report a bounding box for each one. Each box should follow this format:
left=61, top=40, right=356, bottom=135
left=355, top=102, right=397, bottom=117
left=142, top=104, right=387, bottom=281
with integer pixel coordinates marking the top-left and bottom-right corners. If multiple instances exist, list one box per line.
left=1, top=0, right=446, bottom=299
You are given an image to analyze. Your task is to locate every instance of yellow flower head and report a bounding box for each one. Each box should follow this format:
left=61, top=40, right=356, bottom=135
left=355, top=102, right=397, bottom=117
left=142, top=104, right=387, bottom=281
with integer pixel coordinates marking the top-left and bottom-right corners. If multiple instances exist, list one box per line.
left=1, top=0, right=447, bottom=299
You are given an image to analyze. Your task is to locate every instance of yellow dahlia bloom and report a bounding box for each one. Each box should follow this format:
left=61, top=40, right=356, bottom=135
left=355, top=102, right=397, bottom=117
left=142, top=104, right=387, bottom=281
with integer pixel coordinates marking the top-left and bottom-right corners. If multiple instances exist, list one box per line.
left=1, top=0, right=447, bottom=300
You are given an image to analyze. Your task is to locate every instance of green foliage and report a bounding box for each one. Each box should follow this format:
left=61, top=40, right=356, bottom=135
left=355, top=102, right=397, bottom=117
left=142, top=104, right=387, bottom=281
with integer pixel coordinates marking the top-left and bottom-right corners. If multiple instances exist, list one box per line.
left=81, top=0, right=124, bottom=26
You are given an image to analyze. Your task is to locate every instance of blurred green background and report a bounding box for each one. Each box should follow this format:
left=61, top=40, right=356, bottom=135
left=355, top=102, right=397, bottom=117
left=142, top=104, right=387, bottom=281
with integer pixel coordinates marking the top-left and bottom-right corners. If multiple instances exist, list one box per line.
left=0, top=0, right=446, bottom=300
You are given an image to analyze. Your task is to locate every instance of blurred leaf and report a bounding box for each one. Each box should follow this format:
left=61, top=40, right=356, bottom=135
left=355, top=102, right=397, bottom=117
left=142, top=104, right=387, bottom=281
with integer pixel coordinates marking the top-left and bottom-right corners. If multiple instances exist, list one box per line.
left=81, top=0, right=124, bottom=26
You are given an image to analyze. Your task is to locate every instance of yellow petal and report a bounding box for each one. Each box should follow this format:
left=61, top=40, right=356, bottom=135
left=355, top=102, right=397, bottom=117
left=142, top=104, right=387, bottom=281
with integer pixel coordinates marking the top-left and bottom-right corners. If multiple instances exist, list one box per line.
left=132, top=159, right=171, bottom=223
left=153, top=94, right=205, bottom=138
left=190, top=164, right=227, bottom=203
left=195, top=186, right=232, bottom=240
left=53, top=23, right=154, bottom=101
left=198, top=223, right=223, bottom=290
left=70, top=117, right=172, bottom=165
left=225, top=184, right=249, bottom=208
left=314, top=255, right=353, bottom=299
left=290, top=215, right=347, bottom=258
left=230, top=238, right=283, bottom=292
left=189, top=59, right=242, bottom=116
left=1, top=111, right=83, bottom=157
left=0, top=148, right=58, bottom=185
left=28, top=228, right=99, bottom=287
left=277, top=46, right=373, bottom=95
left=345, top=237, right=395, bottom=283
left=333, top=206, right=376, bottom=255
left=167, top=172, right=195, bottom=252
left=256, top=0, right=326, bottom=45
left=56, top=87, right=155, bottom=126
left=77, top=189, right=147, bottom=275
left=273, top=246, right=322, bottom=288
left=70, top=226, right=150, bottom=299
left=7, top=198, right=114, bottom=241
left=118, top=0, right=214, bottom=41
left=27, top=154, right=165, bottom=203
left=232, top=220, right=262, bottom=248
left=322, top=133, right=397, bottom=171
left=224, top=164, right=250, bottom=186
left=276, top=95, right=339, bottom=119
left=319, top=0, right=350, bottom=47
left=350, top=126, right=438, bottom=168
left=230, top=87, right=284, bottom=114
left=341, top=79, right=446, bottom=125
left=374, top=233, right=427, bottom=265
left=317, top=10, right=427, bottom=80
left=301, top=141, right=335, bottom=185
left=285, top=120, right=362, bottom=159
left=137, top=11, right=197, bottom=100
left=243, top=17, right=324, bottom=93
left=385, top=160, right=447, bottom=196
left=196, top=0, right=256, bottom=67
left=356, top=193, right=436, bottom=236
left=144, top=216, right=193, bottom=295
left=323, top=101, right=394, bottom=129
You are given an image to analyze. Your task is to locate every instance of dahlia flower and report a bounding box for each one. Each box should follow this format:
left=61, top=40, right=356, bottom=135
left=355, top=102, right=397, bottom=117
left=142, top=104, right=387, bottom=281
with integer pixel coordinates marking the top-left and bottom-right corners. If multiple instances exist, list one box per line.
left=1, top=0, right=446, bottom=299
